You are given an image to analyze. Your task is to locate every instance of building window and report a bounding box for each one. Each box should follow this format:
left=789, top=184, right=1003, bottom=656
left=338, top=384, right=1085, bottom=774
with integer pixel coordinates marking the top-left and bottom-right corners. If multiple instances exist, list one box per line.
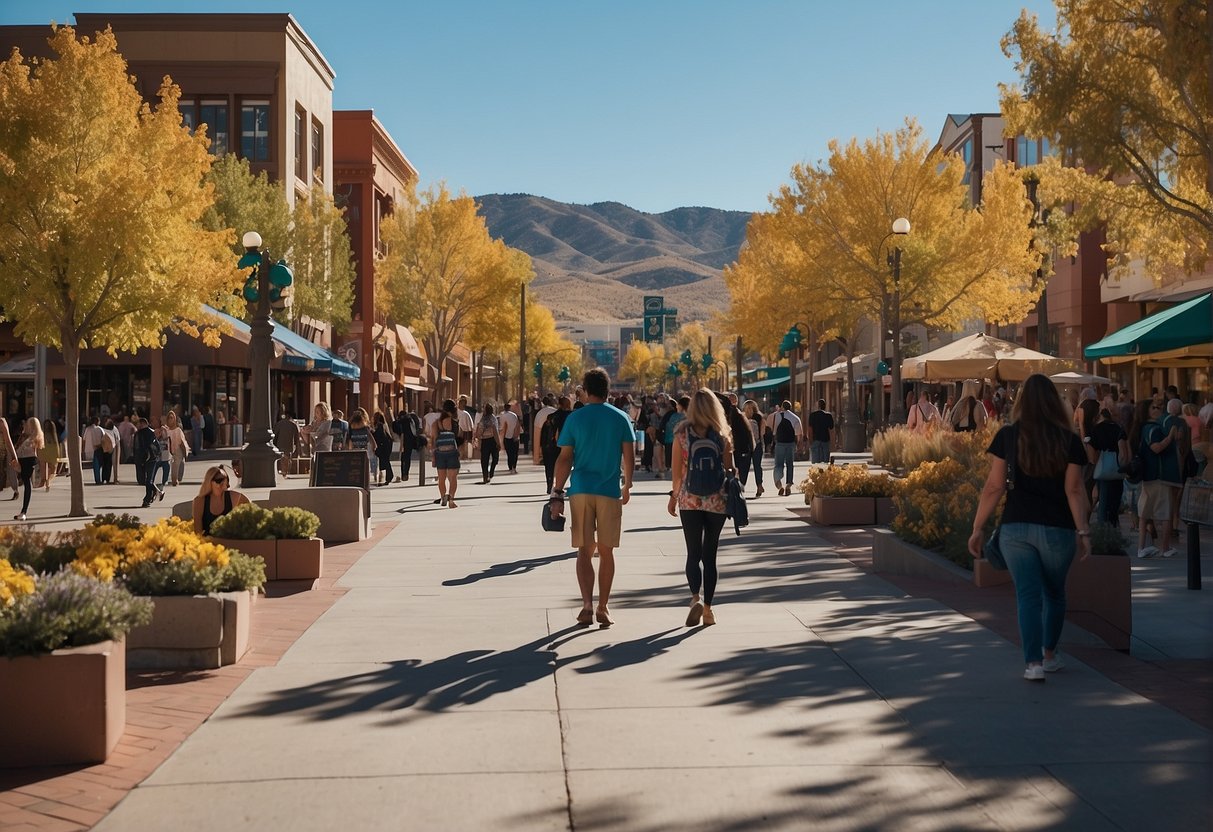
left=1016, top=135, right=1039, bottom=166
left=961, top=138, right=973, bottom=184
left=178, top=99, right=196, bottom=132
left=311, top=119, right=324, bottom=184
left=200, top=99, right=229, bottom=157
left=241, top=100, right=271, bottom=162
left=294, top=105, right=307, bottom=182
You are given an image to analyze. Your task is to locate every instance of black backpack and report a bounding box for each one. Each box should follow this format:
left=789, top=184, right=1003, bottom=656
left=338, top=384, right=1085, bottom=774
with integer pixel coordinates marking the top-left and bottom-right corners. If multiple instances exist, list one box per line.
left=686, top=428, right=725, bottom=497
left=775, top=413, right=796, bottom=443
left=540, top=415, right=559, bottom=449
left=142, top=430, right=161, bottom=464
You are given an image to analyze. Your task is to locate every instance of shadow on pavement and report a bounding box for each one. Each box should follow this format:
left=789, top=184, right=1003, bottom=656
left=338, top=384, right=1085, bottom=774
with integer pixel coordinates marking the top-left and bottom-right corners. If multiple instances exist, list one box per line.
left=442, top=551, right=578, bottom=586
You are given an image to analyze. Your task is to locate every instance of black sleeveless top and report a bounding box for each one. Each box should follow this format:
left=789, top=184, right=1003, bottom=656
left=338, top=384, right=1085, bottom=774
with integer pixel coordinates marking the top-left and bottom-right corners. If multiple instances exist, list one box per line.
left=201, top=491, right=233, bottom=536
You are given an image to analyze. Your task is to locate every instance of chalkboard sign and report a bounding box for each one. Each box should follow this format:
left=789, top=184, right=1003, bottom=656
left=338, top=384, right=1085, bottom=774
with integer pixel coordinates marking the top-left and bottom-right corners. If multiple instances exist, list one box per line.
left=310, top=451, right=371, bottom=492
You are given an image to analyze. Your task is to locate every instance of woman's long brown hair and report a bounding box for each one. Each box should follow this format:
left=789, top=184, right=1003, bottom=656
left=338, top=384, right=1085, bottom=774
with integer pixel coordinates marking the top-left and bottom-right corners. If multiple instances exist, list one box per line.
left=1009, top=374, right=1074, bottom=477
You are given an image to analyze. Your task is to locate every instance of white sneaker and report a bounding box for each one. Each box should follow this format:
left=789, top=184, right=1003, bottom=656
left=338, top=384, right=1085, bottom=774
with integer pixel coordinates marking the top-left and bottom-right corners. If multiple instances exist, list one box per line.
left=1136, top=546, right=1159, bottom=559
left=1023, top=665, right=1046, bottom=682
left=1161, top=548, right=1177, bottom=558
left=1042, top=654, right=1064, bottom=673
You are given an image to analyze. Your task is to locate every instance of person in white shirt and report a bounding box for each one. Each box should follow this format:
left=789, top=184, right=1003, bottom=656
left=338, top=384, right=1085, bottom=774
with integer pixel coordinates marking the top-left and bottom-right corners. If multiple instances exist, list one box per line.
left=532, top=394, right=557, bottom=465
left=500, top=401, right=521, bottom=473
left=907, top=390, right=941, bottom=434
left=457, top=395, right=475, bottom=459
left=770, top=400, right=802, bottom=496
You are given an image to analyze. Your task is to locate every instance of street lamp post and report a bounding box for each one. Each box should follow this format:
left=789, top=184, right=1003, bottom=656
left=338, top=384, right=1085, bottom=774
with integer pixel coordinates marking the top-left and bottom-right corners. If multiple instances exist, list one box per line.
left=1025, top=178, right=1052, bottom=355
left=239, top=231, right=285, bottom=488
left=886, top=217, right=911, bottom=425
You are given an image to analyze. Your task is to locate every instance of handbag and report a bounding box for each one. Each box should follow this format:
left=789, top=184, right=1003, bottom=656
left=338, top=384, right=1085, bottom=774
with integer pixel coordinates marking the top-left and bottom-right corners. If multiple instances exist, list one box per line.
left=981, top=425, right=1017, bottom=571
left=541, top=499, right=566, bottom=532
left=1094, top=449, right=1123, bottom=481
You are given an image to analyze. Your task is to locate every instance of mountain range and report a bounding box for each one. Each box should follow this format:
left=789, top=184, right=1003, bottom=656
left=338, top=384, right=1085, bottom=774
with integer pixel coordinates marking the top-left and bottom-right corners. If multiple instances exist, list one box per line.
left=474, top=194, right=753, bottom=322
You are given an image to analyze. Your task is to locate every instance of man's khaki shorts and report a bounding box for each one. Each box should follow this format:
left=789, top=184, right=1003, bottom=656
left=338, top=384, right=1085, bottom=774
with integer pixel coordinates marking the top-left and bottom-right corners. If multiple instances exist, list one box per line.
left=1138, top=480, right=1173, bottom=522
left=569, top=493, right=623, bottom=550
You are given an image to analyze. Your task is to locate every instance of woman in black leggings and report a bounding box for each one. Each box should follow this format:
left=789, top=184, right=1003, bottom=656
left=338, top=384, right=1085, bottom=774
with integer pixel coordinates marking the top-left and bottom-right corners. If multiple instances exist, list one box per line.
left=743, top=400, right=765, bottom=497
left=13, top=417, right=43, bottom=522
left=667, top=389, right=734, bottom=627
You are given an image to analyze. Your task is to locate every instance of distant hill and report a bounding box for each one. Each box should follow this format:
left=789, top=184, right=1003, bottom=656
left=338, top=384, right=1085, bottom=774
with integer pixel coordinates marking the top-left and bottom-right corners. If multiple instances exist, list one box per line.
left=475, top=194, right=752, bottom=322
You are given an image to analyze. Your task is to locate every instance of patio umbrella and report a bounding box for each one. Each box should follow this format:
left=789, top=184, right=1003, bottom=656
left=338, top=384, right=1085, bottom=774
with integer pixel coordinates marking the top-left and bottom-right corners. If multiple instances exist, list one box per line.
left=1049, top=371, right=1112, bottom=386
left=902, top=333, right=1075, bottom=382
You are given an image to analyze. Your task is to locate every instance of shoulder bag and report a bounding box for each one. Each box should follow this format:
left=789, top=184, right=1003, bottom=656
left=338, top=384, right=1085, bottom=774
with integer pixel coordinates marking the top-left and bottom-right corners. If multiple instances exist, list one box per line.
left=1094, top=442, right=1124, bottom=481
left=981, top=425, right=1017, bottom=570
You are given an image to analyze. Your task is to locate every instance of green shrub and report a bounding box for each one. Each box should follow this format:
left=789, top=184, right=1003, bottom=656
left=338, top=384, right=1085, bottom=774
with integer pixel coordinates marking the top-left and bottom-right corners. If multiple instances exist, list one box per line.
left=0, top=527, right=78, bottom=575
left=122, top=558, right=225, bottom=596
left=90, top=512, right=144, bottom=530
left=264, top=507, right=320, bottom=539
left=208, top=504, right=273, bottom=539
left=217, top=552, right=267, bottom=592
left=0, top=571, right=153, bottom=657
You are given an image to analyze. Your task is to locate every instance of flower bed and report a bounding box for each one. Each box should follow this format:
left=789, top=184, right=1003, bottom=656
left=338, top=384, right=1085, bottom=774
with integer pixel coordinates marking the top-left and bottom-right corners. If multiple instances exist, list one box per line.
left=890, top=457, right=992, bottom=569
left=0, top=565, right=151, bottom=766
left=209, top=504, right=324, bottom=582
left=798, top=465, right=899, bottom=527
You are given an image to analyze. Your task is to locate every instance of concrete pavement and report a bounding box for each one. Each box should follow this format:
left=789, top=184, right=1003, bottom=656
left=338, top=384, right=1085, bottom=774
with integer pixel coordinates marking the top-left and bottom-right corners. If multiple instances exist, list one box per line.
left=7, top=455, right=1212, bottom=830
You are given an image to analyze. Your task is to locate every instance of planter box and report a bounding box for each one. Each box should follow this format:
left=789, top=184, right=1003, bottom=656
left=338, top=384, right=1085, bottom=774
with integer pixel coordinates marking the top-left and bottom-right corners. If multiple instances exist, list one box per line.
left=872, top=528, right=973, bottom=585
left=874, top=497, right=898, bottom=525
left=0, top=639, right=125, bottom=767
left=811, top=495, right=875, bottom=526
left=212, top=537, right=277, bottom=581
left=276, top=537, right=324, bottom=580
left=1065, top=554, right=1132, bottom=652
left=126, top=590, right=252, bottom=669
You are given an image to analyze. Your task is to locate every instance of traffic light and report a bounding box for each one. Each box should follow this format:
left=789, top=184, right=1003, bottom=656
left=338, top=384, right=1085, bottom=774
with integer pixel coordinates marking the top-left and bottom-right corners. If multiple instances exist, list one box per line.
left=701, top=353, right=713, bottom=371
left=778, top=325, right=802, bottom=358
left=680, top=349, right=693, bottom=367
left=267, top=260, right=293, bottom=308
left=667, top=362, right=682, bottom=378
left=237, top=250, right=261, bottom=304
left=558, top=366, right=570, bottom=382
left=533, top=361, right=543, bottom=379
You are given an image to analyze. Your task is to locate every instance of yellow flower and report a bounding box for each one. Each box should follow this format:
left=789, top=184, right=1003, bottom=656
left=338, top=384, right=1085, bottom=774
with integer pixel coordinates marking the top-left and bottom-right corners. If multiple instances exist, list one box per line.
left=0, top=557, right=35, bottom=605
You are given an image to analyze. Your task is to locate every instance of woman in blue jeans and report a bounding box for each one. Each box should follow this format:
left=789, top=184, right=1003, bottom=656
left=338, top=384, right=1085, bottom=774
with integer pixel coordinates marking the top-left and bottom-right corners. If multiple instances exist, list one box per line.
left=969, top=374, right=1090, bottom=682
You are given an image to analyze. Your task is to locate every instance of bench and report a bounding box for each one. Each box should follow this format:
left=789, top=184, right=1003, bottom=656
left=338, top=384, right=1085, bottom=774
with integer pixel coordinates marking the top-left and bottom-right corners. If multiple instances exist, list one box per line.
left=829, top=451, right=875, bottom=465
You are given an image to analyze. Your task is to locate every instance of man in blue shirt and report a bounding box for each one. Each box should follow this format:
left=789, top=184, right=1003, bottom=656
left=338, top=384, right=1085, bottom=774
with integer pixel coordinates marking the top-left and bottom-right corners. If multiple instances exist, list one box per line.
left=550, top=368, right=635, bottom=626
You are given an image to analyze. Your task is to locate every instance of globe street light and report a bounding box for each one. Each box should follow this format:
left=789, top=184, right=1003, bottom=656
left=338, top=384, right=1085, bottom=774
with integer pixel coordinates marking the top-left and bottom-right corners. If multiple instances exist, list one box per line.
left=886, top=217, right=911, bottom=425
left=239, top=230, right=285, bottom=488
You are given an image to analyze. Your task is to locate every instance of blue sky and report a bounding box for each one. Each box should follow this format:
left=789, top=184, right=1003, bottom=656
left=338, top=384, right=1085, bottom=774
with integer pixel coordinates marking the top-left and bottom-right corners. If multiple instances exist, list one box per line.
left=2, top=1, right=1056, bottom=214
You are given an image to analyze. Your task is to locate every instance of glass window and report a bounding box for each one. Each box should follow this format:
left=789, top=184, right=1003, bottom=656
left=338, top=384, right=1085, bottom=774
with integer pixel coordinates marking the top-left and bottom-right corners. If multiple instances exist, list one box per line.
left=178, top=99, right=196, bottom=132
left=294, top=105, right=307, bottom=181
left=311, top=119, right=324, bottom=183
left=241, top=100, right=271, bottom=162
left=200, top=100, right=229, bottom=157
left=1016, top=135, right=1039, bottom=166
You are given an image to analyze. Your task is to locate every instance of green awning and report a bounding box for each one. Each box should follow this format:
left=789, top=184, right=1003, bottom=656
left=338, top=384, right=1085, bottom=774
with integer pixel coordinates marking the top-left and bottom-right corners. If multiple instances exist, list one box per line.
left=741, top=375, right=789, bottom=393
left=1084, top=293, right=1212, bottom=359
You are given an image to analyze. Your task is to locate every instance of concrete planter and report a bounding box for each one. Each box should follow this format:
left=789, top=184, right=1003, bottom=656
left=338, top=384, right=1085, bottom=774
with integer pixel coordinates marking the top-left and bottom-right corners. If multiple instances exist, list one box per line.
left=276, top=537, right=324, bottom=580
left=874, top=497, right=898, bottom=525
left=872, top=528, right=973, bottom=585
left=126, top=590, right=252, bottom=669
left=0, top=639, right=126, bottom=767
left=973, top=557, right=1012, bottom=587
left=811, top=496, right=875, bottom=526
left=212, top=537, right=278, bottom=581
left=1065, top=554, right=1132, bottom=652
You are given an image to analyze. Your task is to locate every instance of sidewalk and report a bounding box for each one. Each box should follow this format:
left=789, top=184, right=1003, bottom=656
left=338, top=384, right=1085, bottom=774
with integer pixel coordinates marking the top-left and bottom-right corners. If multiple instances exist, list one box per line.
left=3, top=457, right=1211, bottom=830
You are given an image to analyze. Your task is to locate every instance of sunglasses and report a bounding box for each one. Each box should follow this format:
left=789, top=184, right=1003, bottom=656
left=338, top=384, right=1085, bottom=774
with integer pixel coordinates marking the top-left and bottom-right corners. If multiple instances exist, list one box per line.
left=212, top=474, right=228, bottom=484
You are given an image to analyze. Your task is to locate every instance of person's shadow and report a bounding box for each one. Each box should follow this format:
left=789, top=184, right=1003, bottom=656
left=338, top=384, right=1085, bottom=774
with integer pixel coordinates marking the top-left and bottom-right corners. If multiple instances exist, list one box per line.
left=442, top=551, right=578, bottom=586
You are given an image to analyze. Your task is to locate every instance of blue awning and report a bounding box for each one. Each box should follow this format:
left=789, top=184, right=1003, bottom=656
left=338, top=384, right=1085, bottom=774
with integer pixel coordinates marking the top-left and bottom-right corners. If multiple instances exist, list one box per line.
left=201, top=306, right=360, bottom=380
left=269, top=321, right=360, bottom=380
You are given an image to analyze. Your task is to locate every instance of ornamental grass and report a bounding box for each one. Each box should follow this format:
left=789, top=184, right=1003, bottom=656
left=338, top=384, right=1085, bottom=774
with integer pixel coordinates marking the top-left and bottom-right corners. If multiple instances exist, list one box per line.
left=797, top=464, right=899, bottom=502
left=873, top=423, right=1001, bottom=472
left=0, top=570, right=153, bottom=657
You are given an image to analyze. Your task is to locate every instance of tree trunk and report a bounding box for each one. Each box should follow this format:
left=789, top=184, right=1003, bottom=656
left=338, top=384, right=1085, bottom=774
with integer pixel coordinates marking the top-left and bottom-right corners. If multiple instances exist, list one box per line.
left=62, top=340, right=88, bottom=517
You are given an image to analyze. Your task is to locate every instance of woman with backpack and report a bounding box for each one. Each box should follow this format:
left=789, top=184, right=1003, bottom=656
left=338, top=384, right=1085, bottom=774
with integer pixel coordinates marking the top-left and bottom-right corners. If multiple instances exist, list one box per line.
left=667, top=388, right=734, bottom=627
left=949, top=381, right=987, bottom=433
left=475, top=403, right=504, bottom=484
left=429, top=399, right=462, bottom=507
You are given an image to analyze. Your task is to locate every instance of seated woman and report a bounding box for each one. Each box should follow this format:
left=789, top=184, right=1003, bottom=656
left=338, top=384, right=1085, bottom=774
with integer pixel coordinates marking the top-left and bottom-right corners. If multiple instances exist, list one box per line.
left=193, top=464, right=250, bottom=536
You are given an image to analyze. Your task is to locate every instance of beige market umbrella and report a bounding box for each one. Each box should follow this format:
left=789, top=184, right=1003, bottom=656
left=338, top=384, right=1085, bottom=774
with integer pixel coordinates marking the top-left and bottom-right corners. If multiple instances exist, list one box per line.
left=902, top=333, right=1075, bottom=382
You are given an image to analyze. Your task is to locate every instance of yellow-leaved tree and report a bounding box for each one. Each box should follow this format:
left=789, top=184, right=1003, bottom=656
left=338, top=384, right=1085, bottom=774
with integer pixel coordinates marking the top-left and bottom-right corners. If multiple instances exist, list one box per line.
left=0, top=27, right=241, bottom=516
left=378, top=183, right=529, bottom=398
left=618, top=340, right=654, bottom=388
left=758, top=120, right=1040, bottom=423
left=284, top=179, right=357, bottom=333
left=1001, top=0, right=1212, bottom=276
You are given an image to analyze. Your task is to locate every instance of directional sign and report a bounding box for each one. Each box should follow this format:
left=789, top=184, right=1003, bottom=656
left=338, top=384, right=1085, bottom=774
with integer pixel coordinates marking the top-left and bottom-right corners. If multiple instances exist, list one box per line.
left=643, top=295, right=664, bottom=343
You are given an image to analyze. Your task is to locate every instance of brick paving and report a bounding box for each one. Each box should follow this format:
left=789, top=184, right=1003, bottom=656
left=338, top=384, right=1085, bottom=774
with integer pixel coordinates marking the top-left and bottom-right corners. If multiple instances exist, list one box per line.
left=0, top=521, right=396, bottom=831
